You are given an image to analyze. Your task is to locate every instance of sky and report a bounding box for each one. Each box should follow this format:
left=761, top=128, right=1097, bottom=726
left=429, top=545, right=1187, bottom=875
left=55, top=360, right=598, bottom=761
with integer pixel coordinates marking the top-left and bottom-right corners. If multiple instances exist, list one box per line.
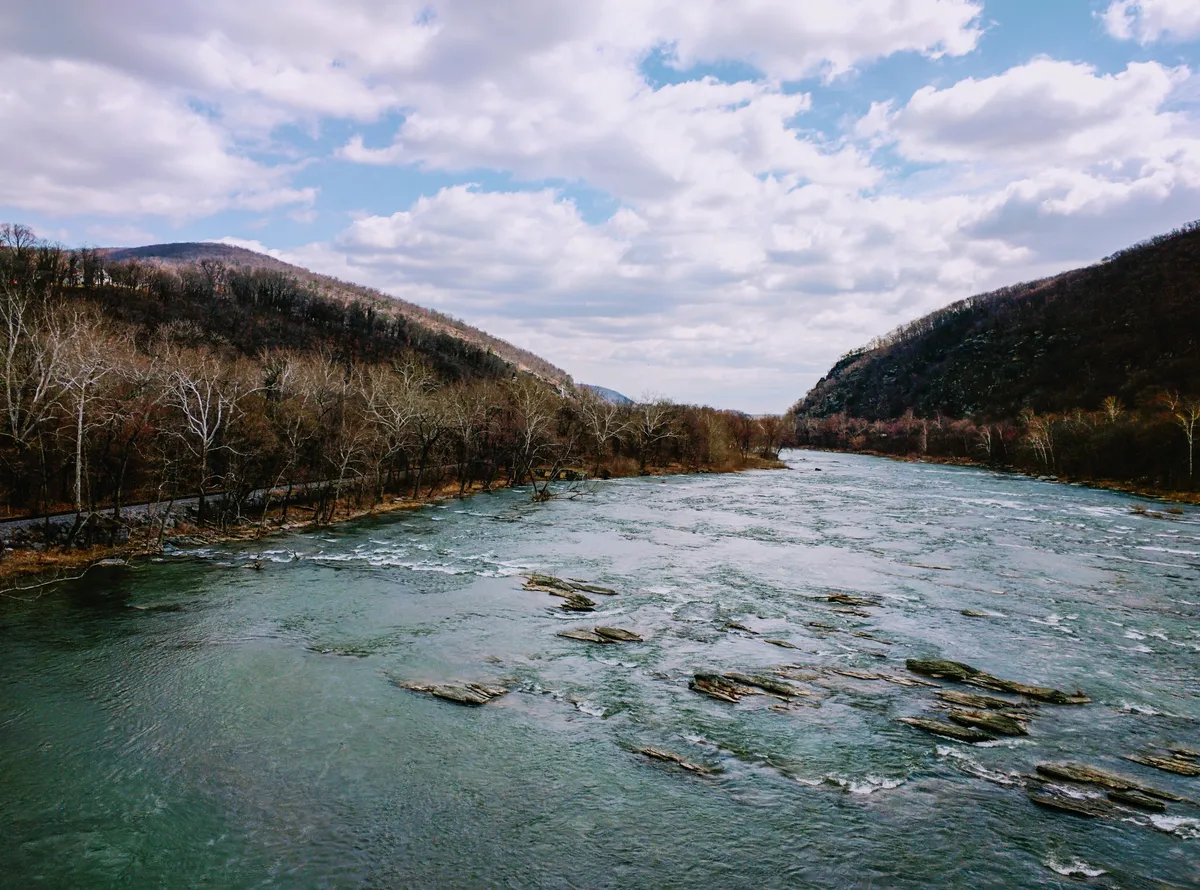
left=3, top=1, right=1200, bottom=413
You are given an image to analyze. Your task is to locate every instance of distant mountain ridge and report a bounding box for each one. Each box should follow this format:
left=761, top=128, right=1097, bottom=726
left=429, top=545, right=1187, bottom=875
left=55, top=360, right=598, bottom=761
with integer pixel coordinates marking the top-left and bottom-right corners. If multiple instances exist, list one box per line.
left=794, top=222, right=1200, bottom=420
left=103, top=242, right=569, bottom=384
left=581, top=385, right=633, bottom=405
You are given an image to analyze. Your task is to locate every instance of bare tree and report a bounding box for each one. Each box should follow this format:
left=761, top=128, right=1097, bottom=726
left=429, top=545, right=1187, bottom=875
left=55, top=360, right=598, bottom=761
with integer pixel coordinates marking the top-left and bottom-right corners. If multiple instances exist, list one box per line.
left=576, top=386, right=631, bottom=474
left=1161, top=391, right=1200, bottom=480
left=633, top=395, right=678, bottom=471
left=164, top=349, right=248, bottom=521
left=55, top=312, right=118, bottom=513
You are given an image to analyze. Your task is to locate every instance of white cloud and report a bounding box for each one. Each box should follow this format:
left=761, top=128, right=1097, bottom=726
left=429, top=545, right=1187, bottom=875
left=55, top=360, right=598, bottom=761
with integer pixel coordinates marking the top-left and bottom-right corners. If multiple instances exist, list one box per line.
left=0, top=57, right=313, bottom=218
left=880, top=59, right=1190, bottom=169
left=1102, top=0, right=1200, bottom=43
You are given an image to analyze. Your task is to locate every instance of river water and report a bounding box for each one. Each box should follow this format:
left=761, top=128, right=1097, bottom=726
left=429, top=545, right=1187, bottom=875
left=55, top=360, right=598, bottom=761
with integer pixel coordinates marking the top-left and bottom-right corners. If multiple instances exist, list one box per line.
left=2, top=452, right=1198, bottom=888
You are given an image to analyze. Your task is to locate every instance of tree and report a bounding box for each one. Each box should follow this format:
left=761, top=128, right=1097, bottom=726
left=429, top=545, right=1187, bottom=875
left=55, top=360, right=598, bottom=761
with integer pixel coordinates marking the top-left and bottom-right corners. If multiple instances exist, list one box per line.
left=55, top=312, right=118, bottom=513
left=576, top=386, right=631, bottom=474
left=633, top=395, right=677, bottom=471
left=164, top=349, right=248, bottom=521
left=1161, top=391, right=1200, bottom=480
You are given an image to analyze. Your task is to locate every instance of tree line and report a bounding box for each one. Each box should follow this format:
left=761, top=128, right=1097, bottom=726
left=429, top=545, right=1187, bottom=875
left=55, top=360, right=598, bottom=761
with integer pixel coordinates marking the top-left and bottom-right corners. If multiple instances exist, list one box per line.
left=793, top=396, right=1200, bottom=493
left=1, top=224, right=787, bottom=546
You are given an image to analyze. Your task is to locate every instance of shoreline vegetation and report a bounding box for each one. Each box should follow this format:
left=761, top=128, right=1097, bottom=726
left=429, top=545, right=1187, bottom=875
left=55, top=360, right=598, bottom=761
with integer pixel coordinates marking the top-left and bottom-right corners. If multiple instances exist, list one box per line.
left=0, top=456, right=787, bottom=592
left=793, top=444, right=1200, bottom=507
left=790, top=407, right=1200, bottom=507
left=0, top=222, right=790, bottom=594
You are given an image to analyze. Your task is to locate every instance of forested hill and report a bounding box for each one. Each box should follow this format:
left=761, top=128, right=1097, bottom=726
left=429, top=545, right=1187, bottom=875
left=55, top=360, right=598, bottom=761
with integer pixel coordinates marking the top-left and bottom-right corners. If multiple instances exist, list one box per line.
left=101, top=241, right=568, bottom=384
left=795, top=222, right=1200, bottom=421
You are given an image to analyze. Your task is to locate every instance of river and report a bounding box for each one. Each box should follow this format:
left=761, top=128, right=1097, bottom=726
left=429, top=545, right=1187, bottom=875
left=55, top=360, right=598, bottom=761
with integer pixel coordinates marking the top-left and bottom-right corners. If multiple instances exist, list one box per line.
left=2, top=452, right=1198, bottom=888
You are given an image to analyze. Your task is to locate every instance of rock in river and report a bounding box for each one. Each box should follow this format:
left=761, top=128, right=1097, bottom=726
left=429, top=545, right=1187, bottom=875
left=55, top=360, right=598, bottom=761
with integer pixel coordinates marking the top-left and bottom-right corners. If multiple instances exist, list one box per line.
left=905, top=658, right=1090, bottom=704
left=764, top=638, right=800, bottom=650
left=947, top=709, right=1028, bottom=736
left=595, top=627, right=643, bottom=642
left=936, top=689, right=1026, bottom=711
left=896, top=716, right=995, bottom=743
left=558, top=629, right=612, bottom=644
left=1108, top=789, right=1167, bottom=812
left=690, top=672, right=755, bottom=703
left=394, top=680, right=509, bottom=706
left=1035, top=762, right=1184, bottom=802
left=637, top=747, right=719, bottom=776
left=1027, top=787, right=1114, bottom=819
left=1123, top=752, right=1200, bottom=777
left=723, top=672, right=811, bottom=699
left=559, top=592, right=597, bottom=612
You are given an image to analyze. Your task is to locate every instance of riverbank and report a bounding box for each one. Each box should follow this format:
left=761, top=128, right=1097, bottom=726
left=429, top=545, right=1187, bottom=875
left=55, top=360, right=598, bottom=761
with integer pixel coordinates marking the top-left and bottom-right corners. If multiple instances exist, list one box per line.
left=0, top=455, right=787, bottom=593
left=794, top=445, right=1200, bottom=506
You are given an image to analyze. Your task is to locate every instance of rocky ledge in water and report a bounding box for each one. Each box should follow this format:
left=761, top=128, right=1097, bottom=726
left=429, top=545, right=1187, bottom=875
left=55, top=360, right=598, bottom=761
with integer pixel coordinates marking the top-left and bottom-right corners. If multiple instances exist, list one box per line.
left=764, top=638, right=800, bottom=650
left=557, top=626, right=643, bottom=644
left=824, top=593, right=881, bottom=607
left=896, top=716, right=995, bottom=743
left=524, top=573, right=617, bottom=596
left=558, top=592, right=597, bottom=612
left=935, top=689, right=1028, bottom=710
left=722, top=672, right=813, bottom=699
left=392, top=680, right=509, bottom=706
left=1035, top=762, right=1186, bottom=803
left=905, top=658, right=1090, bottom=705
left=947, top=709, right=1028, bottom=736
left=1123, top=752, right=1200, bottom=777
left=637, top=747, right=720, bottom=776
left=1026, top=784, right=1115, bottom=818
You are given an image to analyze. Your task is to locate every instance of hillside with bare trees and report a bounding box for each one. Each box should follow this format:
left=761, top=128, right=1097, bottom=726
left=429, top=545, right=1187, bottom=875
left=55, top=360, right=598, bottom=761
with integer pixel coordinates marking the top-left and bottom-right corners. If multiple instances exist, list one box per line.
left=792, top=222, right=1200, bottom=494
left=0, top=224, right=787, bottom=564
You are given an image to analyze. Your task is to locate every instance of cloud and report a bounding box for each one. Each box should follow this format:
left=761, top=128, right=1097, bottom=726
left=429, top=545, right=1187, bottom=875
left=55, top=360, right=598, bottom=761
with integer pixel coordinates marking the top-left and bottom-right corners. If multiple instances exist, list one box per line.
left=1102, top=0, right=1200, bottom=43
left=0, top=57, right=314, bottom=218
left=878, top=59, right=1189, bottom=169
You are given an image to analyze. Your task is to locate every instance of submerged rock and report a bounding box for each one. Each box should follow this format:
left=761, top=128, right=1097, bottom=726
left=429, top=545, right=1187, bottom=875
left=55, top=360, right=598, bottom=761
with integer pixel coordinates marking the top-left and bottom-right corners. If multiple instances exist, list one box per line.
left=724, top=621, right=757, bottom=633
left=1124, top=753, right=1200, bottom=777
left=394, top=680, right=509, bottom=706
left=690, top=672, right=754, bottom=703
left=896, top=716, right=995, bottom=743
left=764, top=638, right=800, bottom=650
left=559, top=592, right=597, bottom=612
left=307, top=645, right=372, bottom=658
left=594, top=626, right=643, bottom=642
left=947, top=709, right=1028, bottom=737
left=637, top=747, right=719, bottom=776
left=557, top=629, right=612, bottom=644
left=960, top=609, right=994, bottom=618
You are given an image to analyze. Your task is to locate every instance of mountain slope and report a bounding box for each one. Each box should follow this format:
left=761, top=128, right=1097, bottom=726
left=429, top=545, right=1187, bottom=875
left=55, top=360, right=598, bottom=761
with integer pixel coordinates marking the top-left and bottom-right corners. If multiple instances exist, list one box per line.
left=795, top=222, right=1200, bottom=420
left=103, top=242, right=568, bottom=384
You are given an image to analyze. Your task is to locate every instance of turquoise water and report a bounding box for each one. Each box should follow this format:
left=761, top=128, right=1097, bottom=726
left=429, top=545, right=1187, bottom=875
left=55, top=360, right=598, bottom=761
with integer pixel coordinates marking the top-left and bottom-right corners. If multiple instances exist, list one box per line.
left=2, top=452, right=1198, bottom=888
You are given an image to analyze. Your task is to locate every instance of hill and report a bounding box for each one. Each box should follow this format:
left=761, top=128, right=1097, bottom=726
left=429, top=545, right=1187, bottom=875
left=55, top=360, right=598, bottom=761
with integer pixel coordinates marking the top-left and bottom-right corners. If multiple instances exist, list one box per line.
left=101, top=242, right=568, bottom=384
left=795, top=222, right=1200, bottom=421
left=581, top=384, right=633, bottom=405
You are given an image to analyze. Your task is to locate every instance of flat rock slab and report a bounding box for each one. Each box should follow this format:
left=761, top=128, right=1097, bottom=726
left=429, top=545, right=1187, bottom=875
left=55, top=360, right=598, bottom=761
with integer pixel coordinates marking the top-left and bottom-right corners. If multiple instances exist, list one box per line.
left=1124, top=753, right=1200, bottom=777
left=1108, top=789, right=1167, bottom=812
left=948, top=709, right=1029, bottom=737
left=558, top=629, right=613, bottom=644
left=825, top=594, right=881, bottom=607
left=723, top=672, right=811, bottom=699
left=1027, top=788, right=1114, bottom=818
left=690, top=672, right=756, bottom=703
left=395, top=680, right=509, bottom=706
left=637, top=747, right=719, bottom=775
left=905, top=658, right=1090, bottom=705
left=936, top=689, right=1026, bottom=710
left=559, top=593, right=597, bottom=612
left=897, top=716, right=995, bottom=743
left=1035, top=761, right=1184, bottom=802
left=765, top=638, right=800, bottom=649
left=595, top=627, right=643, bottom=642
